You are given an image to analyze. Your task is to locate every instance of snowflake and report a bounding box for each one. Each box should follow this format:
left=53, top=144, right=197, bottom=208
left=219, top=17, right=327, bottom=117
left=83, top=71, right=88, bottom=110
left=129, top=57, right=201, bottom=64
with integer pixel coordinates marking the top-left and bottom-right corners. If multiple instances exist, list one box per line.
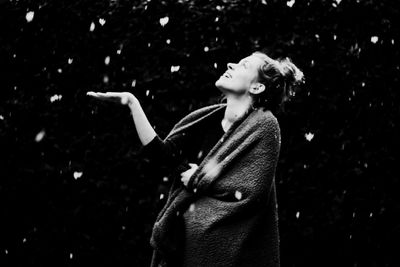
left=159, top=16, right=169, bottom=27
left=26, top=11, right=35, bottom=22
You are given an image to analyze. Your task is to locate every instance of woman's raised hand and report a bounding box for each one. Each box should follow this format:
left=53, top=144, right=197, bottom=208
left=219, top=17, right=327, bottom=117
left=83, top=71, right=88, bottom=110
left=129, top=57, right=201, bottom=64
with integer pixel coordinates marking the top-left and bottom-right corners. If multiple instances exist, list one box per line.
left=86, top=91, right=138, bottom=106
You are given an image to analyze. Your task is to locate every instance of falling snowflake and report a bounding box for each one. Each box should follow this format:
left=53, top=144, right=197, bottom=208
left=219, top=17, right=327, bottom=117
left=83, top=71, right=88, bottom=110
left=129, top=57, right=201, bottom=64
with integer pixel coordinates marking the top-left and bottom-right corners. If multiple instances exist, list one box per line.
left=371, top=36, right=379, bottom=44
left=35, top=130, right=46, bottom=142
left=104, top=56, right=110, bottom=65
left=26, top=11, right=35, bottom=22
left=170, top=65, right=180, bottom=73
left=234, top=191, right=242, bottom=200
left=166, top=39, right=171, bottom=44
left=296, top=211, right=300, bottom=218
left=131, top=79, right=136, bottom=87
left=69, top=253, right=73, bottom=259
left=73, top=171, right=83, bottom=179
left=22, top=238, right=27, bottom=243
left=159, top=16, right=169, bottom=27
left=189, top=203, right=196, bottom=212
left=50, top=94, right=62, bottom=102
left=103, top=75, right=109, bottom=83
left=305, top=132, right=314, bottom=141
left=146, top=90, right=150, bottom=96
left=89, top=22, right=95, bottom=31
left=99, top=18, right=106, bottom=26
left=57, top=68, right=62, bottom=73
left=261, top=0, right=267, bottom=5
left=204, top=46, right=209, bottom=52
left=0, top=115, right=4, bottom=120
left=163, top=176, right=169, bottom=182
left=68, top=58, right=73, bottom=64
left=213, top=62, right=218, bottom=69
left=159, top=194, right=164, bottom=200
left=287, top=0, right=295, bottom=7
left=197, top=150, right=203, bottom=159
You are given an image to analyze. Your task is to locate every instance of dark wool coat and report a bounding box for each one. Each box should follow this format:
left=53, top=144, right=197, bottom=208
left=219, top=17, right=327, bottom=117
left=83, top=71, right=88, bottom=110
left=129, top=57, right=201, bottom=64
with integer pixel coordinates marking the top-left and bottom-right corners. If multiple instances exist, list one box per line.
left=143, top=103, right=281, bottom=267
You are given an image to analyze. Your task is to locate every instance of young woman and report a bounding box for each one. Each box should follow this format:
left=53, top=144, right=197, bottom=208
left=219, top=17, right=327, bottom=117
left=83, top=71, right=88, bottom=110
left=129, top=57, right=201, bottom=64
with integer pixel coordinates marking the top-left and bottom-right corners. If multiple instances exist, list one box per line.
left=87, top=51, right=303, bottom=267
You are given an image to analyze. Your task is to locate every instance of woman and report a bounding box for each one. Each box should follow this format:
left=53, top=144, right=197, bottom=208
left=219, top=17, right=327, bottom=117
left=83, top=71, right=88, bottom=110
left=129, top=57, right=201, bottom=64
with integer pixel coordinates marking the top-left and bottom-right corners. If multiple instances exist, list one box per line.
left=87, top=51, right=303, bottom=267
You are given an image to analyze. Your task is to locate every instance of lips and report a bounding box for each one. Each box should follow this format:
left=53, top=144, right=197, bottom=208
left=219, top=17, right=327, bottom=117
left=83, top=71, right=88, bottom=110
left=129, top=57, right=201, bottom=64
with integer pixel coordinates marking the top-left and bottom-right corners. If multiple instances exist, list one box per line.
left=223, top=72, right=232, bottom=78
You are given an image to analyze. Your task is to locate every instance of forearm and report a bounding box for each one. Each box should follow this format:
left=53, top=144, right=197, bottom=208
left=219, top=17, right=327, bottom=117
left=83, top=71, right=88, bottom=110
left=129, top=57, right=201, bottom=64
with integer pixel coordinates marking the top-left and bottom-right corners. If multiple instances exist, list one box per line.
left=128, top=100, right=157, bottom=146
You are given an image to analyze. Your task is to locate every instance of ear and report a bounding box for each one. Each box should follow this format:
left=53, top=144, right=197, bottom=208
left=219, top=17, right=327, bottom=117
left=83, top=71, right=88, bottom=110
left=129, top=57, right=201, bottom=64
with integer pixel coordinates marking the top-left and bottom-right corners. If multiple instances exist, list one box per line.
left=249, top=83, right=265, bottom=95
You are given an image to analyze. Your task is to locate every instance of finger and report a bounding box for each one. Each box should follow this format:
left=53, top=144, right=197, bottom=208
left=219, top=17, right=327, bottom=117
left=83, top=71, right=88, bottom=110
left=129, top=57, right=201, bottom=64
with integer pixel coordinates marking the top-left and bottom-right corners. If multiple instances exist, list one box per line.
left=86, top=91, right=98, bottom=96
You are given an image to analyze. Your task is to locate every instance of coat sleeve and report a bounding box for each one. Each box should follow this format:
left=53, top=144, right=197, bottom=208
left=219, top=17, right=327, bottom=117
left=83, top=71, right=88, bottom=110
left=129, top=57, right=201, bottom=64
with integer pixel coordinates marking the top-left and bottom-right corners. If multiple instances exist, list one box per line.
left=138, top=132, right=192, bottom=172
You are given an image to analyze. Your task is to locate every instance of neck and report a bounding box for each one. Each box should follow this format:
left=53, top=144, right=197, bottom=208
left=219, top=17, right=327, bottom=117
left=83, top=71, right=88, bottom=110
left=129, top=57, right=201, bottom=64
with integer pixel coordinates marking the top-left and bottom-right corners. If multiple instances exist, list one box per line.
left=222, top=94, right=253, bottom=129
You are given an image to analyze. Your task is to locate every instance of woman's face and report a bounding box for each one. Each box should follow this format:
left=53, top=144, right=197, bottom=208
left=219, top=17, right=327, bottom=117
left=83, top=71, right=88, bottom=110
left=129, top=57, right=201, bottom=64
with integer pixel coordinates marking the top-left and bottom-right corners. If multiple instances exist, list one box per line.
left=215, top=55, right=264, bottom=95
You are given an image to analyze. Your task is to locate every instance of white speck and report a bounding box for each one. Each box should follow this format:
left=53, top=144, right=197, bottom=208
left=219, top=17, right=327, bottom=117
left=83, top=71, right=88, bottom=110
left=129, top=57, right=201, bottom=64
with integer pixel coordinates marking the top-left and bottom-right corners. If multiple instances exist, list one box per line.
left=311, top=59, right=315, bottom=66
left=333, top=34, right=337, bottom=40
left=315, top=34, right=320, bottom=40
left=189, top=203, right=195, bottom=212
left=99, top=18, right=106, bottom=26
left=57, top=68, right=63, bottom=73
left=352, top=90, right=355, bottom=96
left=216, top=5, right=222, bottom=11
left=26, top=11, right=35, bottom=22
left=391, top=39, right=395, bottom=45
left=361, top=82, right=366, bottom=87
left=163, top=176, right=169, bottom=182
left=349, top=234, right=352, bottom=239
left=204, top=46, right=209, bottom=52
left=305, top=132, right=314, bottom=141
left=104, top=56, right=110, bottom=65
left=261, top=0, right=267, bottom=4
left=364, top=163, right=368, bottom=168
left=22, top=238, right=27, bottom=243
left=68, top=58, right=73, bottom=64
left=352, top=212, right=356, bottom=218
left=69, top=253, right=73, bottom=259
left=170, top=65, right=180, bottom=73
left=287, top=0, right=295, bottom=7
left=335, top=0, right=342, bottom=4
left=159, top=194, right=164, bottom=200
left=166, top=39, right=171, bottom=44
left=35, top=130, right=46, bottom=142
left=215, top=17, right=219, bottom=22
left=50, top=94, right=62, bottom=102
left=131, top=79, right=136, bottom=87
left=147, top=42, right=151, bottom=48
left=296, top=211, right=300, bottom=219
left=197, top=150, right=203, bottom=159
left=146, top=90, right=150, bottom=96
left=89, top=22, right=95, bottom=32
left=117, top=49, right=122, bottom=55
left=371, top=36, right=379, bottom=44
left=159, top=16, right=169, bottom=27
left=235, top=191, right=242, bottom=200
left=303, top=164, right=307, bottom=169
left=103, top=75, right=109, bottom=83
left=214, top=62, right=218, bottom=69
left=0, top=115, right=4, bottom=120
left=369, top=212, right=373, bottom=217
left=5, top=249, right=8, bottom=254
left=73, top=171, right=83, bottom=179
left=13, top=54, right=17, bottom=58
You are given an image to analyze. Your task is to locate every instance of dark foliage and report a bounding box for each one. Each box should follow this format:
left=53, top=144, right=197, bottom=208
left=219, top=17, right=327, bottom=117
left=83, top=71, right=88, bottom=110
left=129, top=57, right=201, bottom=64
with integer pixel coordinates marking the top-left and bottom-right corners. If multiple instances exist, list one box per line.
left=0, top=0, right=399, bottom=266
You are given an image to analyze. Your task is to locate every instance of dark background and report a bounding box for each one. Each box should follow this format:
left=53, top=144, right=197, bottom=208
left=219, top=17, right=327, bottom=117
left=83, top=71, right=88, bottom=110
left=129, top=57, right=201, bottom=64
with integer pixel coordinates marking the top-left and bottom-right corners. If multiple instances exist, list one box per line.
left=0, top=0, right=399, bottom=266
